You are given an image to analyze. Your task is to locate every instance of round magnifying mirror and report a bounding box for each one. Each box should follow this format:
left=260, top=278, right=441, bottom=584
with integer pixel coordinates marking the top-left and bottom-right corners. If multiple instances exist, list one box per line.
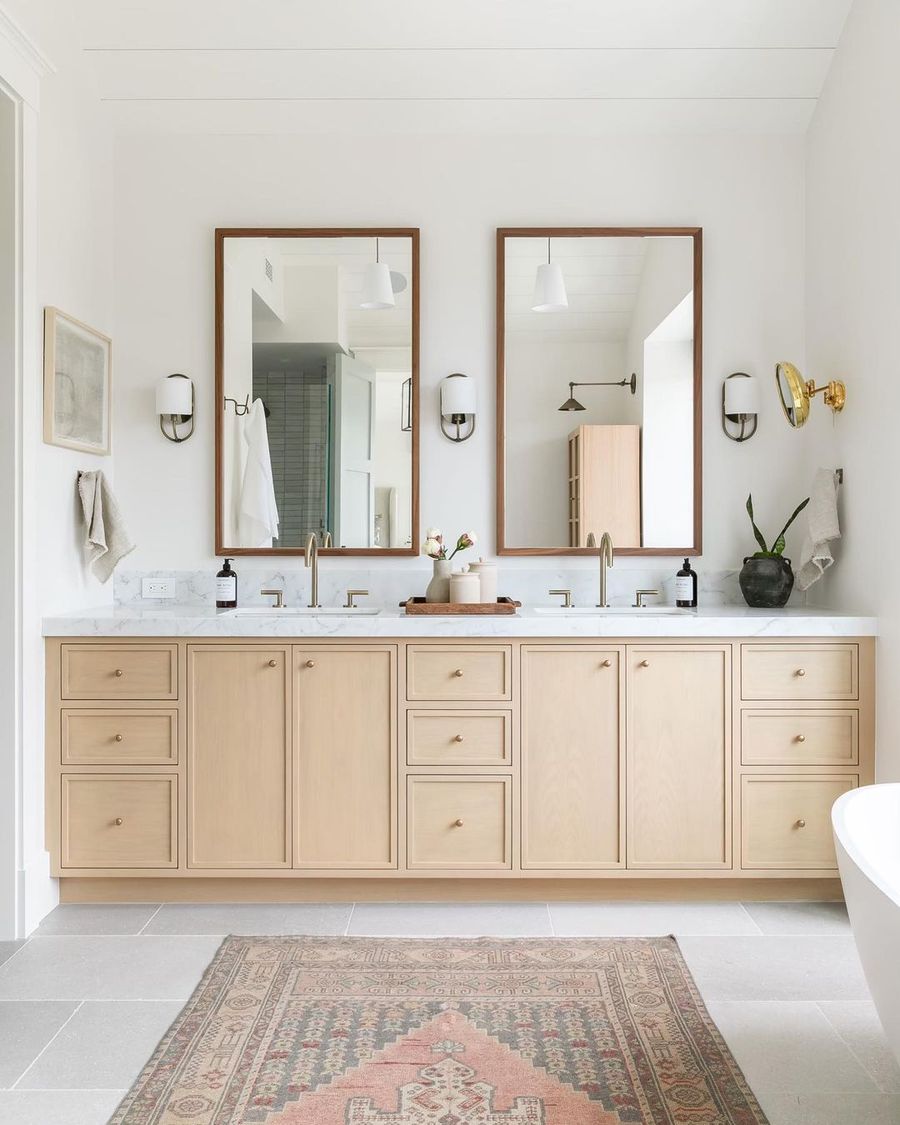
left=775, top=361, right=810, bottom=428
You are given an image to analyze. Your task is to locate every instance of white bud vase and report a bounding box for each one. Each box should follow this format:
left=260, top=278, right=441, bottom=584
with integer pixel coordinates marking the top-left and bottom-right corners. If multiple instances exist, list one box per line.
left=425, top=559, right=452, bottom=603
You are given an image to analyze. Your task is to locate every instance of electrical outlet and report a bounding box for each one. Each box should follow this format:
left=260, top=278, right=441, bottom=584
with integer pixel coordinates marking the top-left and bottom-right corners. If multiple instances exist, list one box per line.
left=141, top=578, right=174, bottom=600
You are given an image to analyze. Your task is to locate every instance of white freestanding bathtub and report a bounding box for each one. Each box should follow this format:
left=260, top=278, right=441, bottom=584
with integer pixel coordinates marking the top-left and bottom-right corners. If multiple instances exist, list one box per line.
left=832, top=784, right=900, bottom=1064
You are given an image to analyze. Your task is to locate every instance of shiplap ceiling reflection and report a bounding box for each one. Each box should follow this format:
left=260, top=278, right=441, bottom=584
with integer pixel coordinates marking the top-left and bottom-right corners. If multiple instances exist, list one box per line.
left=74, top=0, right=853, bottom=134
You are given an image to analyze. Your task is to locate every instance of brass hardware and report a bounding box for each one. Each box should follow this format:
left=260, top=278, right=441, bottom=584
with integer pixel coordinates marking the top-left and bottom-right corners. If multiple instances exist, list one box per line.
left=640, top=659, right=650, bottom=668
left=114, top=669, right=123, bottom=677
left=776, top=361, right=847, bottom=428
left=633, top=589, right=660, bottom=608
left=114, top=817, right=124, bottom=826
left=453, top=668, right=464, bottom=677
left=586, top=530, right=614, bottom=607
left=453, top=819, right=464, bottom=827
left=796, top=818, right=807, bottom=829
left=304, top=531, right=332, bottom=608
left=454, top=734, right=464, bottom=743
left=601, top=659, right=612, bottom=668
left=796, top=668, right=806, bottom=677
left=268, top=659, right=278, bottom=667
left=549, top=588, right=573, bottom=608
left=261, top=588, right=285, bottom=609
left=797, top=734, right=807, bottom=743
left=344, top=589, right=369, bottom=609
left=115, top=734, right=124, bottom=742
left=305, top=660, right=316, bottom=668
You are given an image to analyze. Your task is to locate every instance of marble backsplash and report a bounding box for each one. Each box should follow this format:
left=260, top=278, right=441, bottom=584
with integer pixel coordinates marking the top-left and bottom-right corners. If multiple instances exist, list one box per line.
left=115, top=565, right=762, bottom=610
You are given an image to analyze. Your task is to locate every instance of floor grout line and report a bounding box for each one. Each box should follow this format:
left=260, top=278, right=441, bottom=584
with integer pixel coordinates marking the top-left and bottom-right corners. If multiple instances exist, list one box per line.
left=0, top=937, right=33, bottom=971
left=9, top=1001, right=84, bottom=1089
left=737, top=903, right=766, bottom=935
left=137, top=905, right=164, bottom=935
left=545, top=904, right=555, bottom=936
left=344, top=904, right=356, bottom=936
left=815, top=1000, right=900, bottom=1094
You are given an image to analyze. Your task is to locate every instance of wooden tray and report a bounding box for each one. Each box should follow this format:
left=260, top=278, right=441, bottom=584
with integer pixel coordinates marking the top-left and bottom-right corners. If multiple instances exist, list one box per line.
left=401, top=597, right=521, bottom=616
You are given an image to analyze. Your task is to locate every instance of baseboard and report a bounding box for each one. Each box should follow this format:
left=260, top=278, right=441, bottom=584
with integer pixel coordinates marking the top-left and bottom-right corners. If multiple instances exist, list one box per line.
left=60, top=877, right=844, bottom=904
left=22, top=852, right=58, bottom=936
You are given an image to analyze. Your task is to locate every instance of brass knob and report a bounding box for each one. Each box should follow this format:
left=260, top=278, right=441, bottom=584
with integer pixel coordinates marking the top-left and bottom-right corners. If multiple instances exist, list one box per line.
left=114, top=669, right=124, bottom=677
left=268, top=659, right=277, bottom=667
left=796, top=734, right=807, bottom=743
left=796, top=668, right=806, bottom=677
left=305, top=660, right=316, bottom=668
left=640, top=659, right=650, bottom=668
left=454, top=734, right=464, bottom=743
left=114, top=817, right=124, bottom=826
left=601, top=659, right=612, bottom=668
left=115, top=733, right=124, bottom=743
left=796, top=818, right=807, bottom=829
left=453, top=669, right=464, bottom=678
left=453, top=818, right=464, bottom=827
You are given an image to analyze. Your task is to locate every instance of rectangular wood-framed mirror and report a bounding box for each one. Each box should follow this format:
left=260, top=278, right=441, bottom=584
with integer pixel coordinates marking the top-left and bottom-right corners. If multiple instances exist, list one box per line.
left=215, top=227, right=419, bottom=556
left=496, top=226, right=702, bottom=556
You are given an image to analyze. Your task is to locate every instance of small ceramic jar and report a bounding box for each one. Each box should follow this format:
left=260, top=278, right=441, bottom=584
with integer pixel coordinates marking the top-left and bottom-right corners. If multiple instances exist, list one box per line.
left=449, top=569, right=481, bottom=604
left=467, top=557, right=498, bottom=604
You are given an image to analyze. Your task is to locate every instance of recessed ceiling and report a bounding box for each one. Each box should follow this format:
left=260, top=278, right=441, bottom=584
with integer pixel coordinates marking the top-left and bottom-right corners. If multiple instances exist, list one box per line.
left=69, top=0, right=853, bottom=135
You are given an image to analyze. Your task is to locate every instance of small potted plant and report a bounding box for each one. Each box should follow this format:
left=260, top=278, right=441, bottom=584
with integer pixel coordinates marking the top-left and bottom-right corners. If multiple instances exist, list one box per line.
left=422, top=528, right=477, bottom=602
left=739, top=494, right=810, bottom=608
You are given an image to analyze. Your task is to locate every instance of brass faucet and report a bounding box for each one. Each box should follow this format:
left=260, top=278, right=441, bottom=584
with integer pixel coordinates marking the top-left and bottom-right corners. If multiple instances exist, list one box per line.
left=587, top=530, right=615, bottom=607
left=304, top=531, right=332, bottom=608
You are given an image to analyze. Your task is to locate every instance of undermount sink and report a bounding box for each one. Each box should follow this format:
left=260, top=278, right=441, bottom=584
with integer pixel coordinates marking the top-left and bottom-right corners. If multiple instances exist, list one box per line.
left=533, top=606, right=690, bottom=616
left=227, top=607, right=381, bottom=617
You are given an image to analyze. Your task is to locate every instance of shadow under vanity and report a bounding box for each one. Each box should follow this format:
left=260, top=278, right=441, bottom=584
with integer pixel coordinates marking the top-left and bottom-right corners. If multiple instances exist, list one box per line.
left=44, top=226, right=876, bottom=901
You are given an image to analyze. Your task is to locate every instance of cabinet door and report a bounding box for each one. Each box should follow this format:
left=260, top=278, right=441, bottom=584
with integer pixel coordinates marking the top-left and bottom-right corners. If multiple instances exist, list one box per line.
left=187, top=646, right=291, bottom=868
left=627, top=645, right=731, bottom=869
left=522, top=646, right=624, bottom=869
left=294, top=646, right=396, bottom=868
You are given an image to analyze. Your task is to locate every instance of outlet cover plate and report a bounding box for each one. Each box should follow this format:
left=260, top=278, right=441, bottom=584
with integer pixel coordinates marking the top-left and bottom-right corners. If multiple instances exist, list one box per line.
left=141, top=578, right=174, bottom=600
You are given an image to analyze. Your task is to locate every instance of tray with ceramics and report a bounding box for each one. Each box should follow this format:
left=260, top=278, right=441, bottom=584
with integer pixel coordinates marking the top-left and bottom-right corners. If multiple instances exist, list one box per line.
left=400, top=597, right=521, bottom=616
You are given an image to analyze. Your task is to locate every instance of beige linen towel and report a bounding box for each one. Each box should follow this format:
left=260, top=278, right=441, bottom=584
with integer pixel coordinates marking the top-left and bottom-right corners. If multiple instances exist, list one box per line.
left=797, top=468, right=841, bottom=591
left=77, top=470, right=136, bottom=583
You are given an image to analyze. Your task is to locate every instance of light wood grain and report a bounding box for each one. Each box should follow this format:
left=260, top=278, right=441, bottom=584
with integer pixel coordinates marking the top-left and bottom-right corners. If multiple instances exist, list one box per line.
left=187, top=646, right=291, bottom=869
left=741, top=644, right=858, bottom=701
left=741, top=775, right=857, bottom=870
left=61, top=710, right=178, bottom=766
left=407, top=775, right=511, bottom=870
left=521, top=645, right=624, bottom=868
left=568, top=425, right=641, bottom=548
left=627, top=645, right=731, bottom=869
left=406, top=646, right=512, bottom=701
left=61, top=775, right=177, bottom=869
left=742, top=709, right=858, bottom=766
left=61, top=644, right=178, bottom=700
left=407, top=711, right=511, bottom=767
left=294, top=646, right=397, bottom=869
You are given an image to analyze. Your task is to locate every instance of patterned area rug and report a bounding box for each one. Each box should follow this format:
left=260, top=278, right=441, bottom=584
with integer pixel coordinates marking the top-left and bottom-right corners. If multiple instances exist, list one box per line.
left=110, top=936, right=768, bottom=1124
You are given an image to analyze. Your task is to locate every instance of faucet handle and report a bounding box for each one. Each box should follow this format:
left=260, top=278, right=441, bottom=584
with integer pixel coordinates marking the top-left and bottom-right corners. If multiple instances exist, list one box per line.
left=548, top=589, right=573, bottom=608
left=344, top=589, right=369, bottom=609
left=260, top=587, right=285, bottom=609
left=633, top=589, right=660, bottom=608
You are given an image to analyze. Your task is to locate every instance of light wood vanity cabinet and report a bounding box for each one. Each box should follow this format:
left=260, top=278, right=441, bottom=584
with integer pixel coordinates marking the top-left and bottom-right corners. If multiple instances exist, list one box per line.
left=45, top=636, right=874, bottom=887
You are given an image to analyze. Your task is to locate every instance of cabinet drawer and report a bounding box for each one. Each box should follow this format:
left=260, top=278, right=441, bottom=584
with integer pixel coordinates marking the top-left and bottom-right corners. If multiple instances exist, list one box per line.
left=742, top=710, right=858, bottom=766
left=61, top=774, right=177, bottom=869
left=741, top=775, right=856, bottom=870
left=741, top=644, right=857, bottom=701
left=407, top=646, right=512, bottom=701
left=407, top=711, right=511, bottom=766
left=61, top=709, right=178, bottom=765
left=61, top=645, right=178, bottom=700
left=407, top=776, right=511, bottom=869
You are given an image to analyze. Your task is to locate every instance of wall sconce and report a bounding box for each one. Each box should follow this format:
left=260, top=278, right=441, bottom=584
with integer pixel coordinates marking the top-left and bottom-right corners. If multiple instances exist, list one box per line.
left=156, top=373, right=194, bottom=443
left=776, top=361, right=847, bottom=428
left=440, top=373, right=476, bottom=442
left=722, top=372, right=759, bottom=442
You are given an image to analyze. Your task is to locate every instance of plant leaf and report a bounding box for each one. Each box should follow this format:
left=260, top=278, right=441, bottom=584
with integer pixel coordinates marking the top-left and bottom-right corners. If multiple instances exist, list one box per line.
left=746, top=494, right=770, bottom=554
left=772, top=497, right=810, bottom=556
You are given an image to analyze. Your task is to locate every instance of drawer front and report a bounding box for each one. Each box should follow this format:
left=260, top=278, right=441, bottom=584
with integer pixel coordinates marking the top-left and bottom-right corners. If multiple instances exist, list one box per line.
left=61, top=774, right=177, bottom=869
left=742, top=709, right=858, bottom=766
left=407, top=711, right=511, bottom=766
left=61, top=645, right=178, bottom=700
left=741, top=775, right=856, bottom=870
left=62, top=709, right=178, bottom=765
left=407, top=776, right=511, bottom=869
left=407, top=646, right=512, bottom=701
left=741, top=644, right=857, bottom=701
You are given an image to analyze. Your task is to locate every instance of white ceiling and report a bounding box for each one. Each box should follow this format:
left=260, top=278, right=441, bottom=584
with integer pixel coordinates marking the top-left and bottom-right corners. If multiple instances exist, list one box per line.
left=68, top=0, right=853, bottom=135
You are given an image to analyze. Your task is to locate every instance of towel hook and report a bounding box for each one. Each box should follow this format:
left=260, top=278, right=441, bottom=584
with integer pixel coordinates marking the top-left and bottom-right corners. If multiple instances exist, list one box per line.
left=835, top=468, right=844, bottom=485
left=224, top=395, right=250, bottom=416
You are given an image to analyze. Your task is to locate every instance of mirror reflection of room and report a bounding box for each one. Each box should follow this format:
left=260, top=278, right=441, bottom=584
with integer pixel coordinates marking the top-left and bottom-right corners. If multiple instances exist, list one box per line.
left=220, top=234, right=415, bottom=551
left=503, top=233, right=697, bottom=551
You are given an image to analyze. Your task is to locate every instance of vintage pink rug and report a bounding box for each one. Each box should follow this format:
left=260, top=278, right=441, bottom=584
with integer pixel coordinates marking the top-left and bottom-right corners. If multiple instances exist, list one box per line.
left=110, top=936, right=767, bottom=1124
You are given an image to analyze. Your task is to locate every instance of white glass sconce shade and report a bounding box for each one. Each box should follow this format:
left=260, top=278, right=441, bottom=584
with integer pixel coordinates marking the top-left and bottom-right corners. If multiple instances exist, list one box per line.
left=722, top=371, right=759, bottom=442
left=157, top=373, right=195, bottom=443
left=440, top=373, right=476, bottom=442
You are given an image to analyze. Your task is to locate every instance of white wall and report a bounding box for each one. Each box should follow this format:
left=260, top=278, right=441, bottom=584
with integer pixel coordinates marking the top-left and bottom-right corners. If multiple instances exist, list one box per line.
left=112, top=131, right=807, bottom=577
left=805, top=0, right=900, bottom=779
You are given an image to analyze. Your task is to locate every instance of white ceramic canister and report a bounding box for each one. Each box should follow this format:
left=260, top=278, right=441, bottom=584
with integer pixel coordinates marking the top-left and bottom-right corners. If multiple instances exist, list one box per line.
left=449, top=568, right=481, bottom=605
left=467, top=557, right=498, bottom=604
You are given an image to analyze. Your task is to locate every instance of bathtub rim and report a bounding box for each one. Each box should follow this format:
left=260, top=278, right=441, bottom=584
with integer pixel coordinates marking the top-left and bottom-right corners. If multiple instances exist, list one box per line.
left=832, top=783, right=900, bottom=910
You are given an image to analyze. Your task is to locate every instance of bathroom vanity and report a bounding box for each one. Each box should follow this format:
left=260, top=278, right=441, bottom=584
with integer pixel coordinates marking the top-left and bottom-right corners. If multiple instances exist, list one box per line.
left=43, top=609, right=875, bottom=901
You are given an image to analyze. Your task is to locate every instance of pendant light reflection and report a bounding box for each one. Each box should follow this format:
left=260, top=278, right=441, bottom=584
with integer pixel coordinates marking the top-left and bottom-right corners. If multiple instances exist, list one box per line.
left=359, top=237, right=396, bottom=310
left=532, top=237, right=568, bottom=313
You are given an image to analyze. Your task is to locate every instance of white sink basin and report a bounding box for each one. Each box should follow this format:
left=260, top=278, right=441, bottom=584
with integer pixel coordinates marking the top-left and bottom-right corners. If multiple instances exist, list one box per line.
left=533, top=606, right=690, bottom=616
left=227, top=607, right=381, bottom=617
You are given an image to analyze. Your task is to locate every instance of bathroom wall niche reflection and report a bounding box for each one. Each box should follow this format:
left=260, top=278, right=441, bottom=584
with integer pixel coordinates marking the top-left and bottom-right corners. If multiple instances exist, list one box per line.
left=216, top=229, right=419, bottom=555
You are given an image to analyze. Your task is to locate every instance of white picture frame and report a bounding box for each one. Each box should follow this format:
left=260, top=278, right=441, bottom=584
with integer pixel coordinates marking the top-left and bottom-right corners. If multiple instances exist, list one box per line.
left=43, top=306, right=112, bottom=455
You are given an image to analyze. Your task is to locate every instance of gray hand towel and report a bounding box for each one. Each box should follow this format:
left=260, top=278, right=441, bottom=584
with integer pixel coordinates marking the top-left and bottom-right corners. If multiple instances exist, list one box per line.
left=77, top=470, right=136, bottom=583
left=796, top=468, right=841, bottom=591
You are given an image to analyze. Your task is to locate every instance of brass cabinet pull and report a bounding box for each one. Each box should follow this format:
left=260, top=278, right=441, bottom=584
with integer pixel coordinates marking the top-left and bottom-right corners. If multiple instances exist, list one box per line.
left=796, top=734, right=807, bottom=743
left=796, top=668, right=806, bottom=677
left=601, top=659, right=612, bottom=668
left=114, top=817, right=124, bottom=826
left=453, top=669, right=464, bottom=678
left=640, top=659, right=650, bottom=668
left=453, top=818, right=464, bottom=827
left=795, top=818, right=807, bottom=828
left=305, top=660, right=316, bottom=668
left=114, top=669, right=124, bottom=677
left=115, top=733, right=124, bottom=743
left=454, top=734, right=464, bottom=743
left=268, top=659, right=278, bottom=667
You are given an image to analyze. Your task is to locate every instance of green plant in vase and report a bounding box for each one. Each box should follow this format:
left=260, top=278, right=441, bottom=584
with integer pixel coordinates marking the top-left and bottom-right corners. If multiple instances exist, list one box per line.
left=739, top=494, right=810, bottom=608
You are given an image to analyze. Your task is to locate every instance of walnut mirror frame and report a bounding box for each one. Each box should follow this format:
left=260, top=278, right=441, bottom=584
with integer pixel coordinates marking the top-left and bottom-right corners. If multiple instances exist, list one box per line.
left=215, top=227, right=419, bottom=556
left=496, top=226, right=703, bottom=556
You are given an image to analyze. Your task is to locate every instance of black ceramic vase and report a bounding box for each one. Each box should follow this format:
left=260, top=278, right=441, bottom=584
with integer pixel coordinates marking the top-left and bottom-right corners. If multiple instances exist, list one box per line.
left=739, top=556, right=794, bottom=608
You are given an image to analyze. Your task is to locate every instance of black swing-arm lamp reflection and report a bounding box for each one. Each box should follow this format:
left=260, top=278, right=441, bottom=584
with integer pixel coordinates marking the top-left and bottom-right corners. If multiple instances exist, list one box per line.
left=558, top=373, right=637, bottom=411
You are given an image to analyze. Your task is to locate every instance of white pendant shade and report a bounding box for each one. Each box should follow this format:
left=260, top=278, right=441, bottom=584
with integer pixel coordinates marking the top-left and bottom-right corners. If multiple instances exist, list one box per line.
left=156, top=374, right=193, bottom=416
left=360, top=261, right=395, bottom=309
left=441, top=373, right=476, bottom=417
left=724, top=374, right=759, bottom=415
left=532, top=261, right=568, bottom=312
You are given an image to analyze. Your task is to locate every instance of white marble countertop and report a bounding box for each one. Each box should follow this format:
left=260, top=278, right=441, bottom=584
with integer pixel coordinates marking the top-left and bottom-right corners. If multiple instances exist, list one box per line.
left=42, top=604, right=878, bottom=638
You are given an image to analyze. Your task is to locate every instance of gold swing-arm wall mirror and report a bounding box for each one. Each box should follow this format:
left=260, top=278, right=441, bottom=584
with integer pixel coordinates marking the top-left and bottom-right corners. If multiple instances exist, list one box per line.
left=496, top=226, right=703, bottom=556
left=215, top=228, right=419, bottom=556
left=775, top=361, right=847, bottom=429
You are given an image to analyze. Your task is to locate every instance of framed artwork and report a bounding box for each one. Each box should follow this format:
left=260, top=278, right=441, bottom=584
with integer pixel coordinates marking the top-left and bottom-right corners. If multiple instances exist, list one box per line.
left=43, top=307, right=112, bottom=455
